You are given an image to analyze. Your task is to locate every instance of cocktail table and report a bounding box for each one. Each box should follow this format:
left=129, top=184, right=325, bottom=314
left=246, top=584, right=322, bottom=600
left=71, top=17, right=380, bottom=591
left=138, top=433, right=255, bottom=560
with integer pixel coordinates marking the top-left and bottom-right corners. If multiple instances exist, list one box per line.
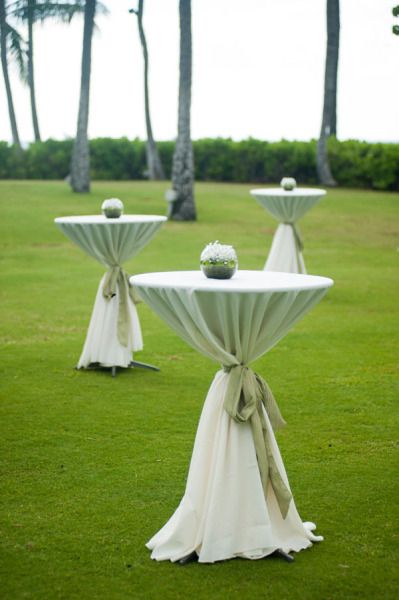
left=131, top=269, right=333, bottom=563
left=55, top=215, right=166, bottom=373
left=250, top=187, right=326, bottom=273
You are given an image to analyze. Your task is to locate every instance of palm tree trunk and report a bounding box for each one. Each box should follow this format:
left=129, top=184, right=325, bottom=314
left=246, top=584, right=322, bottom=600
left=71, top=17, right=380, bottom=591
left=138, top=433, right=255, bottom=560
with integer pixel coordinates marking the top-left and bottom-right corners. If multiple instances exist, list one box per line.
left=134, top=0, right=164, bottom=180
left=170, top=0, right=196, bottom=221
left=27, top=0, right=40, bottom=141
left=0, top=0, right=22, bottom=149
left=70, top=0, right=96, bottom=193
left=317, top=0, right=340, bottom=186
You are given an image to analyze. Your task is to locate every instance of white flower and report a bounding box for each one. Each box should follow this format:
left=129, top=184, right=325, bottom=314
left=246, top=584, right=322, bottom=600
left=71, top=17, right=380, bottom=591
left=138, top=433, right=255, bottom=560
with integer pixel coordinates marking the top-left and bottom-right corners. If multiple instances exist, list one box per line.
left=101, top=198, right=124, bottom=211
left=280, top=177, right=296, bottom=191
left=200, top=241, right=238, bottom=264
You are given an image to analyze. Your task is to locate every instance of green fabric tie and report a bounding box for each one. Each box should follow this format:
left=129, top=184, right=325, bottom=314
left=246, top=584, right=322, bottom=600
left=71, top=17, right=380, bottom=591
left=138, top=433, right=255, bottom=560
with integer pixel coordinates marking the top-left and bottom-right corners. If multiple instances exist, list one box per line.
left=223, top=364, right=292, bottom=519
left=283, top=221, right=304, bottom=252
left=283, top=222, right=304, bottom=273
left=102, top=266, right=141, bottom=347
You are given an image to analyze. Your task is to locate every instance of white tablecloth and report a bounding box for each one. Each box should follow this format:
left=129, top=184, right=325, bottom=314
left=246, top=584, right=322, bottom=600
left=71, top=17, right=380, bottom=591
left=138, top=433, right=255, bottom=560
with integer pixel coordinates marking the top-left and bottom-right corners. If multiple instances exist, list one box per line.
left=55, top=215, right=166, bottom=368
left=250, top=188, right=326, bottom=273
left=130, top=270, right=333, bottom=563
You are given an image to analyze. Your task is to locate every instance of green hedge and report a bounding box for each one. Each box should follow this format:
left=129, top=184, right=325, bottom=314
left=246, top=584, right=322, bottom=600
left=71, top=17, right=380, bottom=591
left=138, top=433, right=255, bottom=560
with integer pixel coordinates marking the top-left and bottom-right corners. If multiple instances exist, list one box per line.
left=0, top=137, right=398, bottom=190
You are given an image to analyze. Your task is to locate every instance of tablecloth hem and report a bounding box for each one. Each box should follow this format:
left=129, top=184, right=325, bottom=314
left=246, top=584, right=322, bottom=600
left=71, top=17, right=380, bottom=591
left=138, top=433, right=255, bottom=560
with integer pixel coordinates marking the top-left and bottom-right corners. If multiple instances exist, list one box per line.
left=146, top=538, right=316, bottom=564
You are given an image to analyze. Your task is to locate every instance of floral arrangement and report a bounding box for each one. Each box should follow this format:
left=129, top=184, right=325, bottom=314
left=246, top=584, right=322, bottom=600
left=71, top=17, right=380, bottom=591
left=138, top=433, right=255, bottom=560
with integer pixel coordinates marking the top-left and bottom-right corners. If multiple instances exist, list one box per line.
left=280, top=177, right=297, bottom=191
left=200, top=241, right=238, bottom=279
left=101, top=198, right=124, bottom=218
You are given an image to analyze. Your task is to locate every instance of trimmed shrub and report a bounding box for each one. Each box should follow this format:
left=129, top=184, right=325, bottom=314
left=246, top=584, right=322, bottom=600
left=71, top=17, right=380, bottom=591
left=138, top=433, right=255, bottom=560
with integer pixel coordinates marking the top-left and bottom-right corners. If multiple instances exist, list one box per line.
left=90, top=137, right=146, bottom=180
left=158, top=141, right=174, bottom=179
left=0, top=137, right=397, bottom=190
left=0, top=142, right=26, bottom=178
left=194, top=138, right=236, bottom=181
left=25, top=139, right=72, bottom=179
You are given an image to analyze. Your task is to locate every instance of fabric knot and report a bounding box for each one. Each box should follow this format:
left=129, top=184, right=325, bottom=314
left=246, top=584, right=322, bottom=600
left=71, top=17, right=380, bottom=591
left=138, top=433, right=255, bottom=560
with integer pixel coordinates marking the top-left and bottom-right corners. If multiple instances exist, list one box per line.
left=222, top=364, right=292, bottom=519
left=102, top=266, right=141, bottom=347
left=222, top=362, right=245, bottom=373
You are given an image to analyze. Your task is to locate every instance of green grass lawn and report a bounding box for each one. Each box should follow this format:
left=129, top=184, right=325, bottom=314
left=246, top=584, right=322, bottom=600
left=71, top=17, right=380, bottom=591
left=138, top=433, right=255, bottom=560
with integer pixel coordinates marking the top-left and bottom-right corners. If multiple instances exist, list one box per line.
left=0, top=180, right=398, bottom=599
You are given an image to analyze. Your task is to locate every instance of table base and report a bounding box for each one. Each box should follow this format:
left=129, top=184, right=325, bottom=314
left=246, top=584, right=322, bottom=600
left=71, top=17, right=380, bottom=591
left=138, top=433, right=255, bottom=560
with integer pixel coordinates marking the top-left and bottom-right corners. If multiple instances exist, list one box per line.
left=128, top=360, right=160, bottom=372
left=77, top=360, right=160, bottom=377
left=177, top=548, right=294, bottom=566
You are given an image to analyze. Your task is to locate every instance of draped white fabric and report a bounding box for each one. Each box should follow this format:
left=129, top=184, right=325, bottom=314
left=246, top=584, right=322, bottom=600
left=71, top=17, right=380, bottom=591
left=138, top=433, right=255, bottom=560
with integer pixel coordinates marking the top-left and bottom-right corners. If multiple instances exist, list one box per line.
left=55, top=216, right=166, bottom=268
left=55, top=215, right=166, bottom=368
left=77, top=274, right=143, bottom=368
left=250, top=189, right=326, bottom=273
left=130, top=270, right=333, bottom=563
left=265, top=224, right=306, bottom=273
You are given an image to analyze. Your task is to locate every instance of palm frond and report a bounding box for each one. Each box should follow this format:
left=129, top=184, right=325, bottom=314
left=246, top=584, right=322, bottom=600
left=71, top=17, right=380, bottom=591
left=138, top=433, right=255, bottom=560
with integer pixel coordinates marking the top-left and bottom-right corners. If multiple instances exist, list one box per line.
left=28, top=2, right=85, bottom=24
left=5, top=21, right=28, bottom=83
left=8, top=0, right=30, bottom=22
left=10, top=1, right=109, bottom=24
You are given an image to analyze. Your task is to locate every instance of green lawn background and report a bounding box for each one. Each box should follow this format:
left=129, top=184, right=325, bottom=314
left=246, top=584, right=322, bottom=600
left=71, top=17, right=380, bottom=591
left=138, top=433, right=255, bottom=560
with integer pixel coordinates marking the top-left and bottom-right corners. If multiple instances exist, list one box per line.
left=0, top=181, right=398, bottom=599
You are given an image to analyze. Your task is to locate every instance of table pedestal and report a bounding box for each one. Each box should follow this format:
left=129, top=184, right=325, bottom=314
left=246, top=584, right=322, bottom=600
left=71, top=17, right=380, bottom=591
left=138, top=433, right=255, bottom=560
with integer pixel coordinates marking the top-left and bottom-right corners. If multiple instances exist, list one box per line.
left=77, top=274, right=143, bottom=370
left=265, top=223, right=306, bottom=273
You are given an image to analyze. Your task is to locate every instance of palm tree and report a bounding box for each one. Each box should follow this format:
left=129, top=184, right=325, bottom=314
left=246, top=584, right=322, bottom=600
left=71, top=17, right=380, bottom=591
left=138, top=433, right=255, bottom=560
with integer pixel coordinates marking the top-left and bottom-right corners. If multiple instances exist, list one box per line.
left=170, top=0, right=196, bottom=221
left=130, top=0, right=164, bottom=180
left=0, top=0, right=24, bottom=149
left=70, top=0, right=96, bottom=193
left=316, top=0, right=340, bottom=186
left=11, top=1, right=85, bottom=142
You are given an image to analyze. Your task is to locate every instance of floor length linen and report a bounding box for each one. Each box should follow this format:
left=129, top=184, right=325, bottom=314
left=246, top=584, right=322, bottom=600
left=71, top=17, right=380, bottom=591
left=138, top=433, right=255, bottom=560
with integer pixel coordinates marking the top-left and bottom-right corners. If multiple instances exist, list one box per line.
left=77, top=273, right=143, bottom=368
left=131, top=271, right=333, bottom=563
left=147, top=369, right=322, bottom=563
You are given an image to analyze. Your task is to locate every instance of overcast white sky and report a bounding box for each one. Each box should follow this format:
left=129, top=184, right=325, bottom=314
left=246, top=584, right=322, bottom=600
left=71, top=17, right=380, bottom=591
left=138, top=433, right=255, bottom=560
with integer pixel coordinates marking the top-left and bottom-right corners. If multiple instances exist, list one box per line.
left=1, top=0, right=398, bottom=144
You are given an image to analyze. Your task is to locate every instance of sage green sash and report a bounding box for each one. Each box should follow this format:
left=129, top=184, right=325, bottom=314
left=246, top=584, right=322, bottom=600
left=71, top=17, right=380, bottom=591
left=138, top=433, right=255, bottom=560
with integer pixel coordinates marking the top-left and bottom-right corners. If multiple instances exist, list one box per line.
left=283, top=222, right=304, bottom=252
left=223, top=364, right=292, bottom=519
left=283, top=222, right=304, bottom=273
left=102, top=266, right=141, bottom=347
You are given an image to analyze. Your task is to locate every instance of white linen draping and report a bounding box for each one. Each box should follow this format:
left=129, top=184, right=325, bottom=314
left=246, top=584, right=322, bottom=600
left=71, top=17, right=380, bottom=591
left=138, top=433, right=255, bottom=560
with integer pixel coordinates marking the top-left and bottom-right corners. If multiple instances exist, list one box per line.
left=130, top=270, right=333, bottom=563
left=76, top=272, right=143, bottom=368
left=250, top=188, right=326, bottom=273
left=55, top=215, right=166, bottom=368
